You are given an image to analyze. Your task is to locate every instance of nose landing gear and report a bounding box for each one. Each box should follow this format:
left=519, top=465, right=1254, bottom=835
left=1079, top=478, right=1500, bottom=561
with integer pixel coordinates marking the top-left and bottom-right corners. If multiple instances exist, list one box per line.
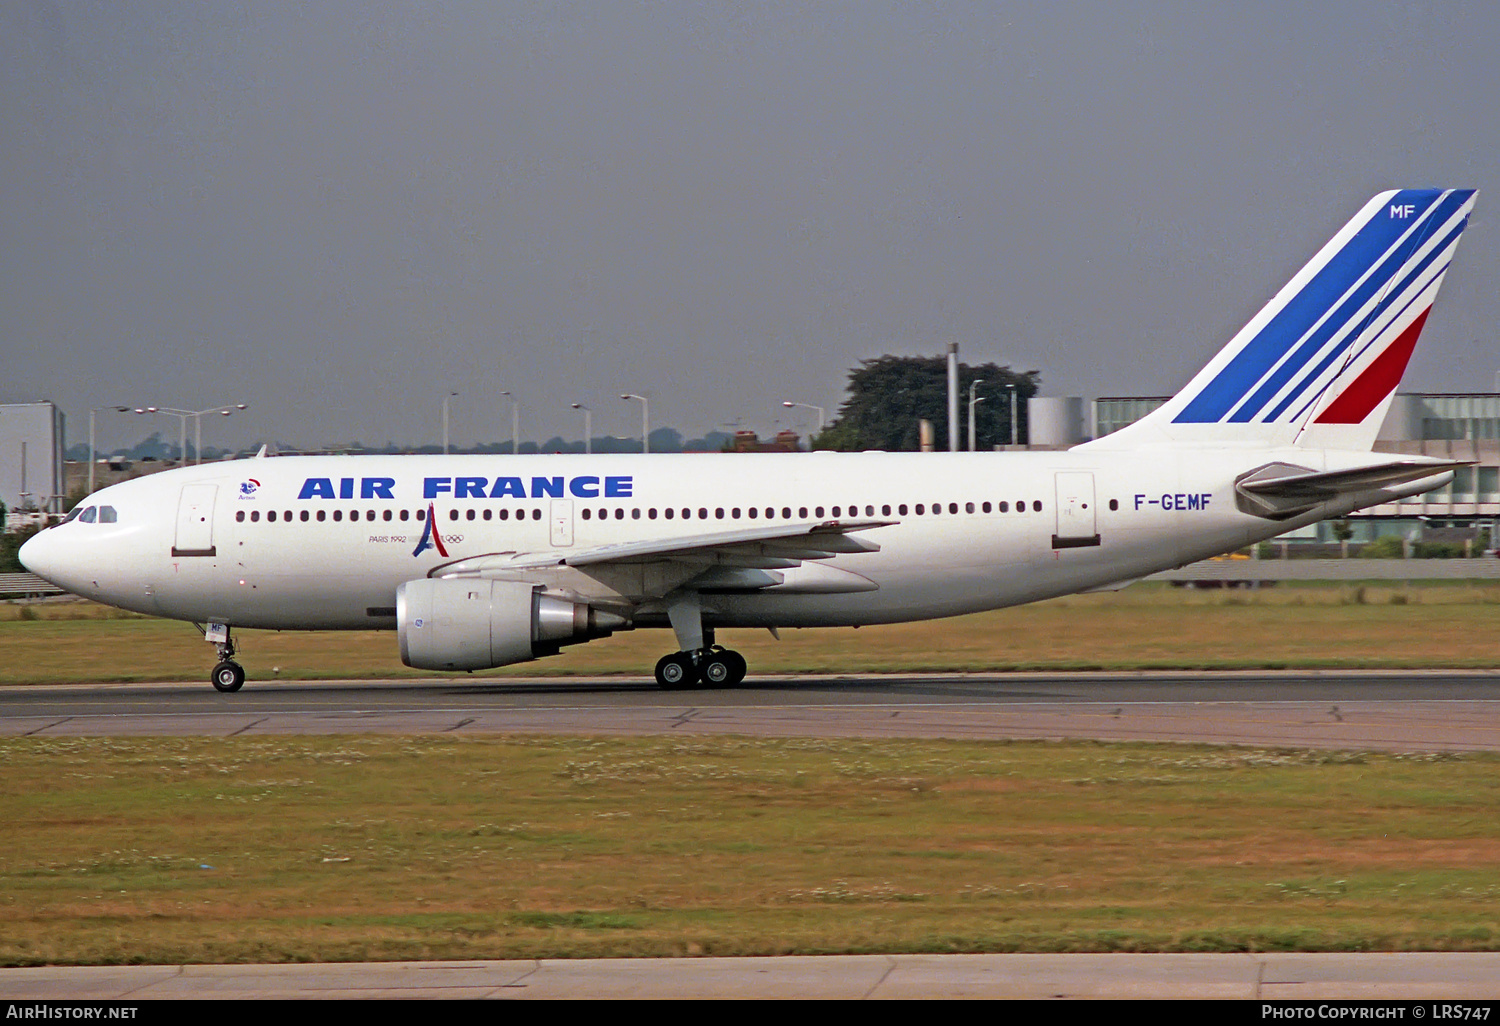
left=201, top=622, right=245, bottom=693
left=212, top=659, right=246, bottom=693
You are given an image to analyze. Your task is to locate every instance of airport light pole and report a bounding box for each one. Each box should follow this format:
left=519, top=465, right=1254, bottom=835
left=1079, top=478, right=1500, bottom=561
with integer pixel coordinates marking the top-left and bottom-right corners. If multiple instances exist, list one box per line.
left=499, top=391, right=520, bottom=454
left=571, top=403, right=592, bottom=454
left=781, top=401, right=826, bottom=436
left=442, top=392, right=459, bottom=455
left=1005, top=383, right=1018, bottom=447
left=967, top=380, right=986, bottom=452
left=621, top=394, right=650, bottom=454
left=89, top=406, right=131, bottom=494
left=137, top=404, right=248, bottom=465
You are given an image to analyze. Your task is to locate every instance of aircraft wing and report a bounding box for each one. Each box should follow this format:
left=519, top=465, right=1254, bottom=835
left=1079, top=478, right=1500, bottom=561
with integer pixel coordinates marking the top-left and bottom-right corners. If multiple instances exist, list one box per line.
left=431, top=519, right=894, bottom=577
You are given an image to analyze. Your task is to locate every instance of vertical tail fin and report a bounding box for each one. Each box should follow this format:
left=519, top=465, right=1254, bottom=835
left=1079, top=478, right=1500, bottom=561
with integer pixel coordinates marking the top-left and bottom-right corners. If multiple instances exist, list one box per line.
left=1083, top=189, right=1477, bottom=451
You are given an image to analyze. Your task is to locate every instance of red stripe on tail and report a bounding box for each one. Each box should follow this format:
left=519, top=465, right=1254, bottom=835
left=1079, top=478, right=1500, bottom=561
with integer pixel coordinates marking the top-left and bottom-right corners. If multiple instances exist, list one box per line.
left=1313, top=308, right=1430, bottom=424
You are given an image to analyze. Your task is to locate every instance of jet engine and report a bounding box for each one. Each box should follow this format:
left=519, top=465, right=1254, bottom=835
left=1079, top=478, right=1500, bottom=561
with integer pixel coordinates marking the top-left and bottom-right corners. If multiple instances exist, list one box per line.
left=397, top=578, right=628, bottom=671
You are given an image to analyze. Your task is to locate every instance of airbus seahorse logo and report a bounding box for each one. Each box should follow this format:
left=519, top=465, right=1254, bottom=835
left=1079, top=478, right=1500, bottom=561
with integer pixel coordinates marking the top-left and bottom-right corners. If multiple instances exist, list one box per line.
left=411, top=503, right=450, bottom=558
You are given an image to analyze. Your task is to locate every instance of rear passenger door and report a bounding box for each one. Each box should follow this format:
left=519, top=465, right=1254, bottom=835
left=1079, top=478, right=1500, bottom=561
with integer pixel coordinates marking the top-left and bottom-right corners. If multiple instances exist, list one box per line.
left=1052, top=472, right=1100, bottom=549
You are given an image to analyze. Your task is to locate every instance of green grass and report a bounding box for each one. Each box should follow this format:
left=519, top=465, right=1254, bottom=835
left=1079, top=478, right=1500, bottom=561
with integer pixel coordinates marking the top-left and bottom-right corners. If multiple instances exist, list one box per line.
left=2, top=734, right=1497, bottom=965
left=5, top=582, right=1500, bottom=683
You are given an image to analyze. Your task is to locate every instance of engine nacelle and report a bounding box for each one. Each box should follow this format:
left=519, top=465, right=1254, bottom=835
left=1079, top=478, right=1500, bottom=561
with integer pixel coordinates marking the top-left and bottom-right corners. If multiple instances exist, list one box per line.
left=397, top=578, right=627, bottom=671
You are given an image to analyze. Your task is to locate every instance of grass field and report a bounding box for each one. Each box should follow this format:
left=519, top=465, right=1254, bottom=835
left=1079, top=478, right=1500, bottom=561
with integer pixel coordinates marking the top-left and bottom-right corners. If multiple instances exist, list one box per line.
left=3, top=582, right=1500, bottom=684
left=2, top=734, right=1496, bottom=965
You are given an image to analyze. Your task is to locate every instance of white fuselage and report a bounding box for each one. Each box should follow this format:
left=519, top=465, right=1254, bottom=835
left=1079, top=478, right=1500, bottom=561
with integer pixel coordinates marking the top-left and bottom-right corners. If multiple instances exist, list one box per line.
left=22, top=448, right=1445, bottom=635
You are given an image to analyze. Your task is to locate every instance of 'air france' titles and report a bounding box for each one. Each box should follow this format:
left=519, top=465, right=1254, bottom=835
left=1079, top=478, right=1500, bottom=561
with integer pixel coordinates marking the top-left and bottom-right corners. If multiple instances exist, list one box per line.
left=297, top=476, right=634, bottom=501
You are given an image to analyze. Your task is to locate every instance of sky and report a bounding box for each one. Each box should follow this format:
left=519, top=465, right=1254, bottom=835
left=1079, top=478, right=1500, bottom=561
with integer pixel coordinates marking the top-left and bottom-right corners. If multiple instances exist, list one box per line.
left=4, top=1, right=1499, bottom=453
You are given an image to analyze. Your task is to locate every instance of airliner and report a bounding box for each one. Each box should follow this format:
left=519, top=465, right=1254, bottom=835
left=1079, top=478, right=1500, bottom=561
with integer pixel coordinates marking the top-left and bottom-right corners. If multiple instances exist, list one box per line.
left=22, top=189, right=1478, bottom=692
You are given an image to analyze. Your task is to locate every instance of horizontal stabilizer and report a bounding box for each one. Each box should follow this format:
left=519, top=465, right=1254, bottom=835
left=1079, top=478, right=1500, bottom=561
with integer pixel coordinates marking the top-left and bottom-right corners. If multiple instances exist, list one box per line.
left=1234, top=459, right=1464, bottom=519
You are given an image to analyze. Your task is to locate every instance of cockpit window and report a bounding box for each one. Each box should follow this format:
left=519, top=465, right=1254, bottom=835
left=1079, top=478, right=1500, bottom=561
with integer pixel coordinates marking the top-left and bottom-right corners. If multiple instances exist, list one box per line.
left=78, top=506, right=97, bottom=523
left=98, top=506, right=118, bottom=523
left=61, top=507, right=82, bottom=524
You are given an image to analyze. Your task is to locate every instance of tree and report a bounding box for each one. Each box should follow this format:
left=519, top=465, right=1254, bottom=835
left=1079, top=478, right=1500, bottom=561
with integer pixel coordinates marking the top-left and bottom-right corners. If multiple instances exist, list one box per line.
left=815, top=355, right=1039, bottom=452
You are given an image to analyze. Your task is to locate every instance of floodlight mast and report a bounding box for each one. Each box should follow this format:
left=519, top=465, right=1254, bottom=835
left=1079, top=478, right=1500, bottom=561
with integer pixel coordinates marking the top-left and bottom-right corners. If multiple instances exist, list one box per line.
left=621, top=394, right=650, bottom=454
left=136, top=404, right=249, bottom=465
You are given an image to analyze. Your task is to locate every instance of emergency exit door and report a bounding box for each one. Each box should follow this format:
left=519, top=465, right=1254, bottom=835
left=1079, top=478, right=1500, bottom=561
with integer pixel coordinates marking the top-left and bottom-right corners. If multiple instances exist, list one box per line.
left=1052, top=472, right=1100, bottom=549
left=550, top=499, right=574, bottom=547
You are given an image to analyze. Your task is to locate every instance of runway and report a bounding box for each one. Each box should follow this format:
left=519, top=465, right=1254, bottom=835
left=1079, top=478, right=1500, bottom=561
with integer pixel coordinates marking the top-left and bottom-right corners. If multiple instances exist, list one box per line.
left=3, top=670, right=1500, bottom=751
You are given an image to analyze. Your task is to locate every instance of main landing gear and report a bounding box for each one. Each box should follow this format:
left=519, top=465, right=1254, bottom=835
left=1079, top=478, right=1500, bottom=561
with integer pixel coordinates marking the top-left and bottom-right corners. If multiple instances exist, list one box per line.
left=201, top=622, right=245, bottom=693
left=654, top=647, right=748, bottom=690
left=654, top=593, right=750, bottom=689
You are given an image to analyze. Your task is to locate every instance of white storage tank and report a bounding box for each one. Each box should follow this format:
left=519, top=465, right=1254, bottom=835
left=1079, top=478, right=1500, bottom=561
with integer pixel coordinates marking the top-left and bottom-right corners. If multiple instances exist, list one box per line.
left=1027, top=397, right=1085, bottom=447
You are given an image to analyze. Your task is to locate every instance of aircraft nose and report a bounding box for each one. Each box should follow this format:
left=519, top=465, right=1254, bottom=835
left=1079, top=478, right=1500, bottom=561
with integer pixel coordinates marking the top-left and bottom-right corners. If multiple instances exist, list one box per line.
left=19, top=528, right=71, bottom=588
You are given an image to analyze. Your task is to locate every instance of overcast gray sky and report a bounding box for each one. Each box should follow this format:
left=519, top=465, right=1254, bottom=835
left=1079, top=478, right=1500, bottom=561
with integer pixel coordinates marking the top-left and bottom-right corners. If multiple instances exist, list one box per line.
left=4, top=1, right=1498, bottom=452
